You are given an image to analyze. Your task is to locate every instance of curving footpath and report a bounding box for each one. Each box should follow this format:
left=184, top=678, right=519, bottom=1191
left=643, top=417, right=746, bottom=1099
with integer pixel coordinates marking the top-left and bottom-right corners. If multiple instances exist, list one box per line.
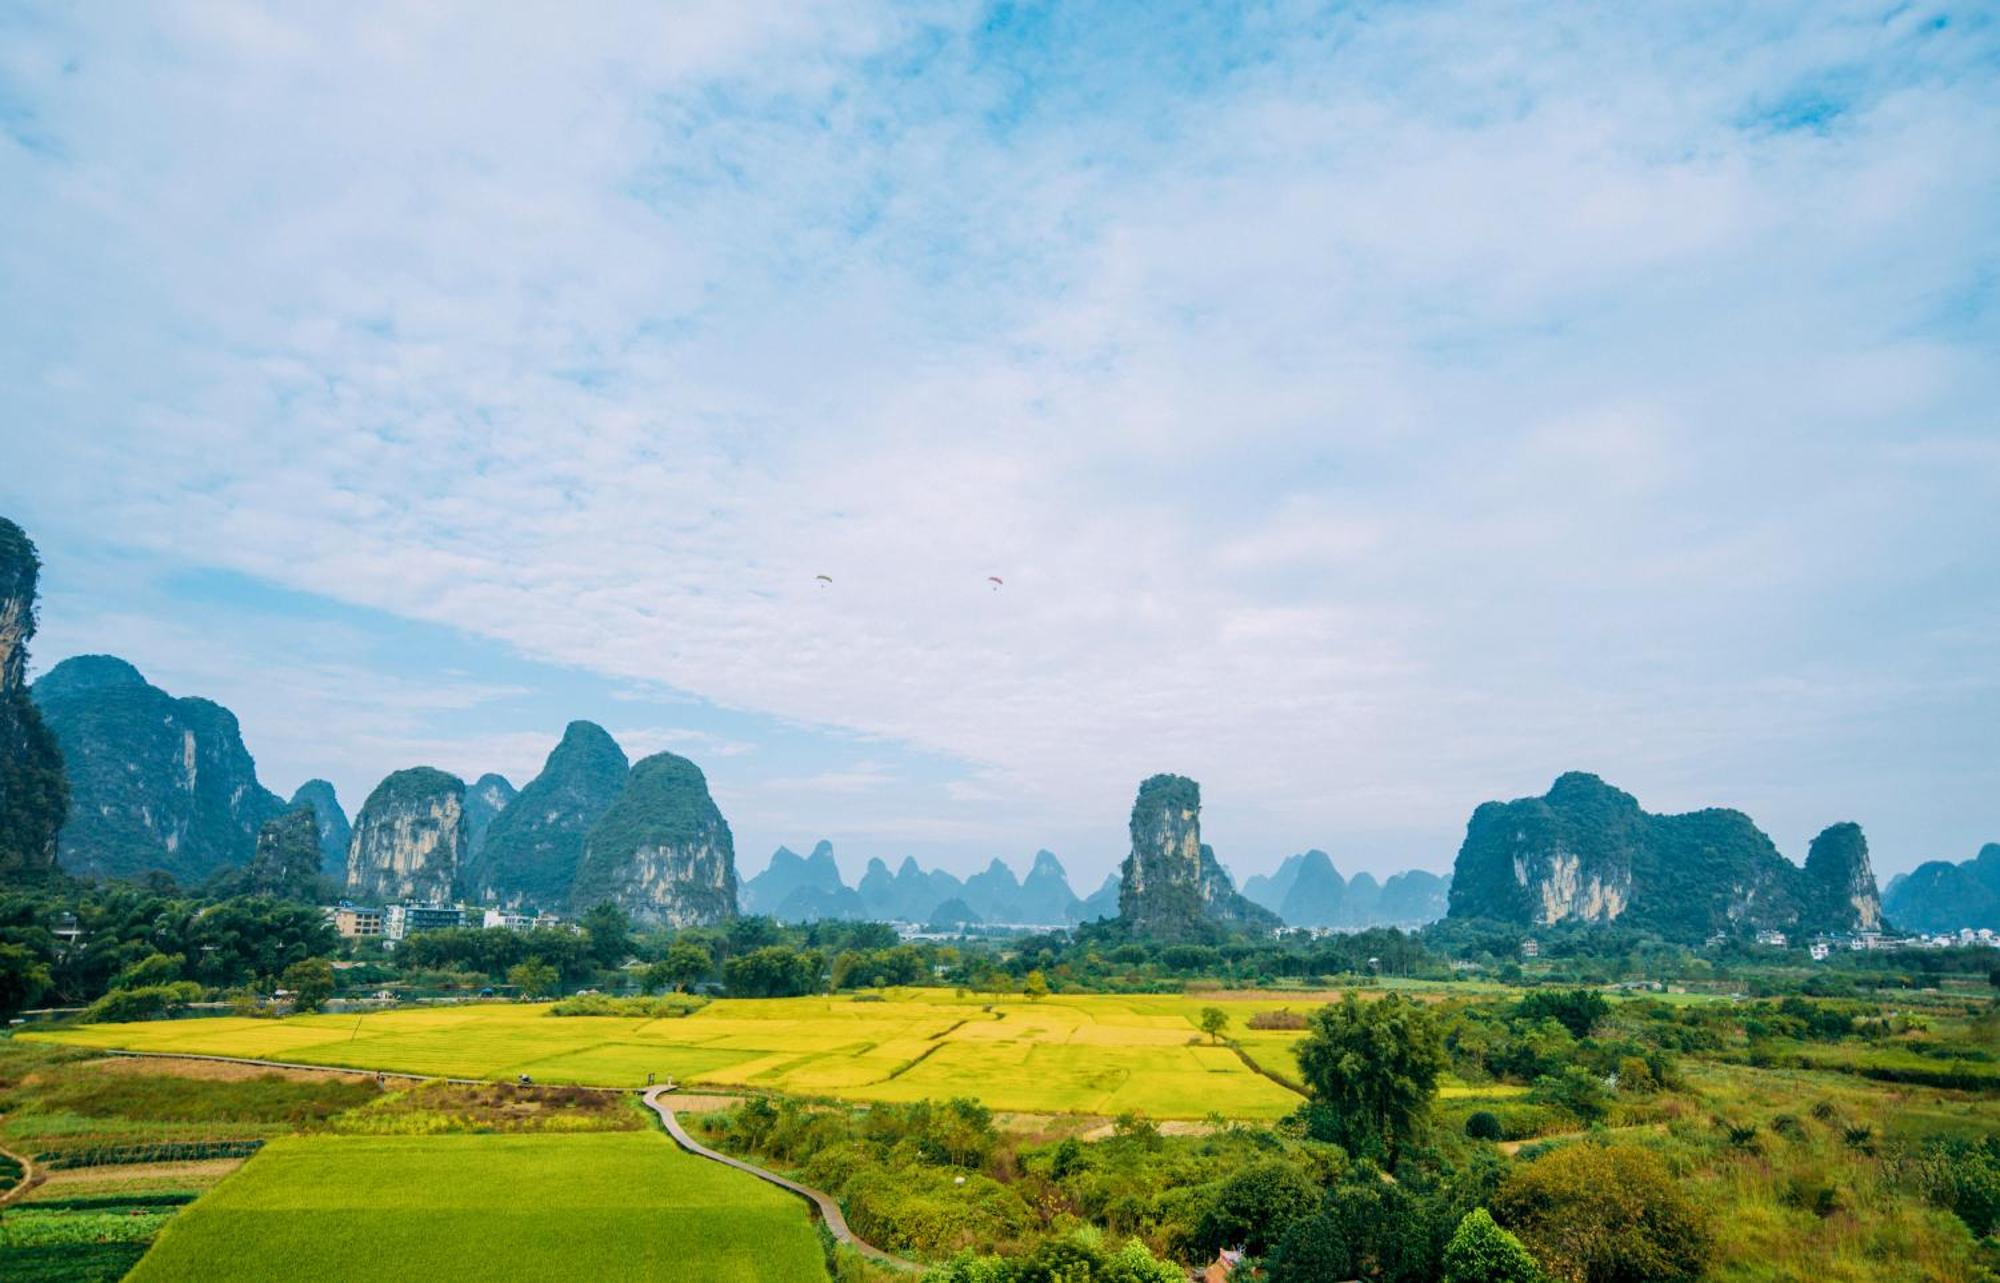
left=0, top=1140, right=40, bottom=1207
left=53, top=1051, right=923, bottom=1273
left=643, top=1087, right=923, bottom=1275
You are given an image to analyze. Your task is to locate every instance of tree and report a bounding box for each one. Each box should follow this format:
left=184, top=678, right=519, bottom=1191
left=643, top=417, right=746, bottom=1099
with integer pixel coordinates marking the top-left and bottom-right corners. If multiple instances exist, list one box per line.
left=281, top=957, right=336, bottom=1013
left=111, top=951, right=184, bottom=990
left=1491, top=1144, right=1711, bottom=1283
left=1023, top=969, right=1050, bottom=1001
left=581, top=901, right=633, bottom=968
left=1266, top=1180, right=1431, bottom=1283
left=1531, top=1065, right=1610, bottom=1124
left=1193, top=1159, right=1320, bottom=1255
left=1294, top=992, right=1446, bottom=1165
left=508, top=956, right=559, bottom=999
left=1442, top=1208, right=1544, bottom=1283
left=0, top=941, right=52, bottom=1017
left=723, top=946, right=823, bottom=998
left=646, top=939, right=714, bottom=994
left=1199, top=1006, right=1229, bottom=1044
left=1515, top=989, right=1609, bottom=1039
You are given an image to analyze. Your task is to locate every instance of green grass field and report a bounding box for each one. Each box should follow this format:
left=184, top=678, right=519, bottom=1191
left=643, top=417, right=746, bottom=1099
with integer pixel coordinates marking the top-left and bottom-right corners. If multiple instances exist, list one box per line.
left=30, top=990, right=1330, bottom=1119
left=120, top=1132, right=829, bottom=1283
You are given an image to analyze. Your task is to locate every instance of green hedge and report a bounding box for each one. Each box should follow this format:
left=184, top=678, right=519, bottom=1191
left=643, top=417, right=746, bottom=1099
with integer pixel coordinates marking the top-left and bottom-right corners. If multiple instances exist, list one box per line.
left=36, top=1139, right=265, bottom=1169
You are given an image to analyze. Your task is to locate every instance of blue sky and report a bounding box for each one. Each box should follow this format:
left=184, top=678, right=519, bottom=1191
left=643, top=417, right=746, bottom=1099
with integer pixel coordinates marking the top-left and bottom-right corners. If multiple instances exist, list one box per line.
left=2, top=1, right=1995, bottom=887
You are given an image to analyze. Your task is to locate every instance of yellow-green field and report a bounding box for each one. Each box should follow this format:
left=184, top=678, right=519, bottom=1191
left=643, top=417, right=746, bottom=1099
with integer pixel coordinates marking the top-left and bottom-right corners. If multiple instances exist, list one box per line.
left=27, top=991, right=1356, bottom=1119
left=123, top=1133, right=828, bottom=1282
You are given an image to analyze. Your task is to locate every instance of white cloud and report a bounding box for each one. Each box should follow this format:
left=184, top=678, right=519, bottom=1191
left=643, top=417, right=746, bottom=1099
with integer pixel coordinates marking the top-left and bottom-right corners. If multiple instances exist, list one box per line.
left=3, top=1, right=1996, bottom=879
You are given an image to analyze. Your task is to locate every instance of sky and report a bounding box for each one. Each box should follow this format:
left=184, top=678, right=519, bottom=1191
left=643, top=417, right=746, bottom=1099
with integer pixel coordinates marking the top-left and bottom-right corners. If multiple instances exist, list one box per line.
left=2, top=1, right=1996, bottom=890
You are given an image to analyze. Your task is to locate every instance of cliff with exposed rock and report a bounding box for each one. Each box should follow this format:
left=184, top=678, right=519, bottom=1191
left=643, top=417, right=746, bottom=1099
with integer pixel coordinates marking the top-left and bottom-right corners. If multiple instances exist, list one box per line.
left=571, top=751, right=737, bottom=927
left=345, top=767, right=467, bottom=903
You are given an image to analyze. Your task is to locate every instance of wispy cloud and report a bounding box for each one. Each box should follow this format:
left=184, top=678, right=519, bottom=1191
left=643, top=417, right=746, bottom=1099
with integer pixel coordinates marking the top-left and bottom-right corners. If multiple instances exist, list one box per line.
left=3, top=1, right=1996, bottom=879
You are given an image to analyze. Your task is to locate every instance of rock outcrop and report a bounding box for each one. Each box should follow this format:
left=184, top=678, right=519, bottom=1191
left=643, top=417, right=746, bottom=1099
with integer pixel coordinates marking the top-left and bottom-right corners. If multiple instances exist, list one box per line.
left=245, top=805, right=325, bottom=901
left=1883, top=843, right=2000, bottom=933
left=289, top=779, right=350, bottom=880
left=464, top=722, right=627, bottom=911
left=1445, top=772, right=1880, bottom=942
left=33, top=654, right=285, bottom=884
left=464, top=772, right=518, bottom=860
left=1801, top=822, right=1882, bottom=932
left=0, top=518, right=66, bottom=883
left=345, top=767, right=467, bottom=904
left=1117, top=774, right=1280, bottom=939
left=570, top=751, right=737, bottom=927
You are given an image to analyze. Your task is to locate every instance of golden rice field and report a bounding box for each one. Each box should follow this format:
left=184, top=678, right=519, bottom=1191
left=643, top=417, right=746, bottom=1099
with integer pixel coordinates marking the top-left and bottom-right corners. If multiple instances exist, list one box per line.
left=26, top=990, right=1392, bottom=1120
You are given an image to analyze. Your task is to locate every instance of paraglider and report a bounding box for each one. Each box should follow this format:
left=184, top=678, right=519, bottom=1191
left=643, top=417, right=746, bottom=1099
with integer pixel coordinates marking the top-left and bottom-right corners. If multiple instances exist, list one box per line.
left=987, top=576, right=1004, bottom=589
left=815, top=574, right=833, bottom=586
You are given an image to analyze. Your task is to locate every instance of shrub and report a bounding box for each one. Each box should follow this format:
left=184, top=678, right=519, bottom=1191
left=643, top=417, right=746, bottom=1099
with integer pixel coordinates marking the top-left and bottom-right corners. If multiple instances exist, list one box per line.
left=1442, top=1208, right=1545, bottom=1283
left=546, top=993, right=708, bottom=1018
left=79, top=980, right=203, bottom=1023
left=1247, top=1008, right=1309, bottom=1031
left=1491, top=1144, right=1712, bottom=1283
left=1192, top=1158, right=1320, bottom=1255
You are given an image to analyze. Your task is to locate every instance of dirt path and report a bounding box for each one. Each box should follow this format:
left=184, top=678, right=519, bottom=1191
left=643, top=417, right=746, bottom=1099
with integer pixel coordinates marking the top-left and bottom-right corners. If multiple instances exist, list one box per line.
left=0, top=1139, right=41, bottom=1206
left=643, top=1087, right=923, bottom=1275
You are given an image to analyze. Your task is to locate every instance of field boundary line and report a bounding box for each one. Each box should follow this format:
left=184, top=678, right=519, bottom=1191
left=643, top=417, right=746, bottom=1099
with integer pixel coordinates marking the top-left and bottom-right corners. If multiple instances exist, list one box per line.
left=642, top=1086, right=924, bottom=1275
left=1224, top=1042, right=1309, bottom=1098
left=89, top=1049, right=634, bottom=1093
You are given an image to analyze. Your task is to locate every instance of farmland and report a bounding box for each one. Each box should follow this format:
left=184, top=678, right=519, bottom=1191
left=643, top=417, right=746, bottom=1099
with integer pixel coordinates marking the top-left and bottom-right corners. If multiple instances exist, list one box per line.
left=28, top=990, right=1353, bottom=1119
left=121, top=1133, right=829, bottom=1283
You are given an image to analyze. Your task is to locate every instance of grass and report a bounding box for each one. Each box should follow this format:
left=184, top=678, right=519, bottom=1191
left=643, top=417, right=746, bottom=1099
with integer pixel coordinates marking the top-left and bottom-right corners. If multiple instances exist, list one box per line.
left=121, top=1132, right=830, bottom=1282
left=28, top=990, right=1334, bottom=1119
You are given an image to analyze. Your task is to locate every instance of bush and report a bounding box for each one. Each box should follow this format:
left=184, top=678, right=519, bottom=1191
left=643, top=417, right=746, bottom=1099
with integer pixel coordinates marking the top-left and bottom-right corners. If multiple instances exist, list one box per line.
left=79, top=980, right=203, bottom=1022
left=1492, top=1144, right=1711, bottom=1283
left=546, top=993, right=708, bottom=1018
left=1466, top=1111, right=1504, bottom=1141
left=1442, top=1208, right=1545, bottom=1283
left=1192, top=1158, right=1320, bottom=1255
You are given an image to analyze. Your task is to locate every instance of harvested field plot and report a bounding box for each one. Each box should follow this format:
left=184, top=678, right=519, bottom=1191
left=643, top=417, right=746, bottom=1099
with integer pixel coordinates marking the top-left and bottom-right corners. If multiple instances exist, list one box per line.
left=121, top=1133, right=828, bottom=1283
left=33, top=991, right=1320, bottom=1118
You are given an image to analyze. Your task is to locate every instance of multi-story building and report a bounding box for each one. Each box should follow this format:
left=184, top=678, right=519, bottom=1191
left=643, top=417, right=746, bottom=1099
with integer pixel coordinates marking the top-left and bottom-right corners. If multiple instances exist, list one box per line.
left=331, top=906, right=384, bottom=939
left=383, top=903, right=468, bottom=942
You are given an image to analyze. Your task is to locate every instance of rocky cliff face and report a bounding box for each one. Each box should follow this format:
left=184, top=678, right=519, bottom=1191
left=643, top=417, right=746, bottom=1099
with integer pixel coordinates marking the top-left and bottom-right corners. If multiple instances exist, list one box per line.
left=33, top=654, right=284, bottom=884
left=463, top=772, right=517, bottom=859
left=0, top=519, right=66, bottom=883
left=465, top=722, right=627, bottom=911
left=345, top=767, right=467, bottom=904
left=1802, top=822, right=1882, bottom=932
left=1118, top=774, right=1279, bottom=939
left=1883, top=843, right=2000, bottom=933
left=571, top=751, right=737, bottom=927
left=245, top=805, right=324, bottom=901
left=289, top=779, right=350, bottom=880
left=1446, top=772, right=1879, bottom=942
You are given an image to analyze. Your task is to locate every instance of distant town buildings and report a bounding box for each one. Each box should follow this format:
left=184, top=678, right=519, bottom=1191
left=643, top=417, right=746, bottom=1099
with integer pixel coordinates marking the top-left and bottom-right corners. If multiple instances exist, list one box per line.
left=331, top=906, right=383, bottom=939
left=325, top=901, right=569, bottom=943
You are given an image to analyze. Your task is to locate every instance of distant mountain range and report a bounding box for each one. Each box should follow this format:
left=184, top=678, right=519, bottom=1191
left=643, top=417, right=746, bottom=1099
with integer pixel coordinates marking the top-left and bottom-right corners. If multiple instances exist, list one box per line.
left=740, top=841, right=1109, bottom=928
left=1884, top=844, right=2000, bottom=933
left=1240, top=849, right=1451, bottom=928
